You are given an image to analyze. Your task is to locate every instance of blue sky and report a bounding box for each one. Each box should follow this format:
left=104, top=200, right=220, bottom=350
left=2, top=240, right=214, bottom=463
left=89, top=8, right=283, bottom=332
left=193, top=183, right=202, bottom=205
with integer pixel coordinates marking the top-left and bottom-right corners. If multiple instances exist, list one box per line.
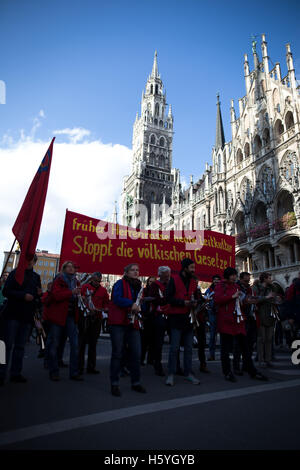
left=0, top=0, right=300, bottom=260
left=1, top=0, right=299, bottom=177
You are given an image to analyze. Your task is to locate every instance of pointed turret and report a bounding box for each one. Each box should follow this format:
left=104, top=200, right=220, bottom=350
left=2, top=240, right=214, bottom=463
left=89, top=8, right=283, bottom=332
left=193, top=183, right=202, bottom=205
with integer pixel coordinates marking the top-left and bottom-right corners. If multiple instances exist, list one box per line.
left=215, top=93, right=225, bottom=150
left=251, top=35, right=259, bottom=70
left=151, top=50, right=159, bottom=78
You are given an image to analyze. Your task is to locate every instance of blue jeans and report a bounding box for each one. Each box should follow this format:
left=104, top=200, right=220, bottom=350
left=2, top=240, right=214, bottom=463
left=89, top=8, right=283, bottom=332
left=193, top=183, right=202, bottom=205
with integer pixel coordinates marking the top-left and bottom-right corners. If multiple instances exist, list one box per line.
left=208, top=312, right=217, bottom=357
left=0, top=319, right=31, bottom=379
left=168, top=326, right=193, bottom=376
left=110, top=325, right=141, bottom=386
left=47, top=316, right=79, bottom=378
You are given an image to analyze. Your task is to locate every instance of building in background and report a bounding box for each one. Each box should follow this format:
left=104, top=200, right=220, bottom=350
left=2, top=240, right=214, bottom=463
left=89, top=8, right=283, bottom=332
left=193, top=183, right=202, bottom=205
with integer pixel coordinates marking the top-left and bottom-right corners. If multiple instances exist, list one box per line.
left=2, top=249, right=60, bottom=291
left=122, top=35, right=300, bottom=290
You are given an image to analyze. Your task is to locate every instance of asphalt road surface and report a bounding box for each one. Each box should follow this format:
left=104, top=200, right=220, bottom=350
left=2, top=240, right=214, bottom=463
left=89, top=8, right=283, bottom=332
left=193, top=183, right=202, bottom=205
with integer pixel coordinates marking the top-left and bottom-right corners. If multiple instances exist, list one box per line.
left=0, top=336, right=299, bottom=450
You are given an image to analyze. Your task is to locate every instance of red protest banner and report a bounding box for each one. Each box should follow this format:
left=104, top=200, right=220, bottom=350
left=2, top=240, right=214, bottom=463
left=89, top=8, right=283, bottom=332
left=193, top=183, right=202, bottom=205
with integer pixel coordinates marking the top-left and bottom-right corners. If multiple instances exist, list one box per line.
left=59, top=210, right=235, bottom=281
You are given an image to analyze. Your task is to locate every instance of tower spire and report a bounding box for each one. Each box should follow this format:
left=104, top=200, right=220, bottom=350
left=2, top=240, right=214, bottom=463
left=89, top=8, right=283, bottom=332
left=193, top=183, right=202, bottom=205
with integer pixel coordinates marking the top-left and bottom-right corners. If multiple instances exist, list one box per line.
left=151, top=50, right=159, bottom=78
left=215, top=93, right=225, bottom=150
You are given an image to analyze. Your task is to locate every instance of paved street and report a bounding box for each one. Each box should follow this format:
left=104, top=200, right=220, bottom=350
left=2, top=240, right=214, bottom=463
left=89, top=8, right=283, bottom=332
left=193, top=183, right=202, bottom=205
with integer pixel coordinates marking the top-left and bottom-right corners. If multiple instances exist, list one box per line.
left=0, top=337, right=300, bottom=450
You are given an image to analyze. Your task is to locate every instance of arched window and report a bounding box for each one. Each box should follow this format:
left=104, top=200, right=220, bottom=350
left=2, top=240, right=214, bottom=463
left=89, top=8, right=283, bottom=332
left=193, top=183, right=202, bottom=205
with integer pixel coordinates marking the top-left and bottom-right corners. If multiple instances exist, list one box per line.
left=254, top=134, right=262, bottom=153
left=159, top=137, right=165, bottom=147
left=215, top=190, right=218, bottom=214
left=154, top=118, right=158, bottom=125
left=244, top=142, right=250, bottom=159
left=259, top=166, right=275, bottom=196
left=276, top=190, right=294, bottom=218
left=150, top=85, right=153, bottom=94
left=262, top=128, right=270, bottom=147
left=280, top=151, right=298, bottom=180
left=155, top=103, right=159, bottom=116
left=274, top=119, right=284, bottom=136
left=150, top=134, right=156, bottom=145
left=218, top=154, right=222, bottom=173
left=218, top=188, right=224, bottom=213
left=272, top=88, right=280, bottom=108
left=155, top=84, right=158, bottom=94
left=149, top=152, right=155, bottom=165
left=285, top=111, right=294, bottom=130
left=151, top=192, right=155, bottom=202
left=159, top=155, right=164, bottom=168
left=253, top=201, right=268, bottom=225
left=159, top=120, right=163, bottom=127
left=236, top=148, right=243, bottom=164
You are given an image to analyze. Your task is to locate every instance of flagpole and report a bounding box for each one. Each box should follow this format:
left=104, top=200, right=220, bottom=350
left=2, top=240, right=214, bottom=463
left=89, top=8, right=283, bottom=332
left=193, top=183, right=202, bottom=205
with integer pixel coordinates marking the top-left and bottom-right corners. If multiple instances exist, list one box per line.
left=1, top=238, right=17, bottom=279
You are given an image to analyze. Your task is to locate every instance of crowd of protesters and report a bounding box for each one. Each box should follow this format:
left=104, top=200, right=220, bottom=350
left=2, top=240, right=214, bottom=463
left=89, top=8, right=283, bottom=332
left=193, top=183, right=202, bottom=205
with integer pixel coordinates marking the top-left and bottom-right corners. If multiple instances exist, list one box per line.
left=0, top=256, right=299, bottom=395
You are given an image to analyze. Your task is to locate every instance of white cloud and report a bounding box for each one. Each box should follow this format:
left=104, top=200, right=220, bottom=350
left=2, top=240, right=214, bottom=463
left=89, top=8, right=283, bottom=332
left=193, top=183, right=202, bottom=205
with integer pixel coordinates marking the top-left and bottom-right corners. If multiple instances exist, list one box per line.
left=53, top=127, right=91, bottom=144
left=0, top=127, right=132, bottom=268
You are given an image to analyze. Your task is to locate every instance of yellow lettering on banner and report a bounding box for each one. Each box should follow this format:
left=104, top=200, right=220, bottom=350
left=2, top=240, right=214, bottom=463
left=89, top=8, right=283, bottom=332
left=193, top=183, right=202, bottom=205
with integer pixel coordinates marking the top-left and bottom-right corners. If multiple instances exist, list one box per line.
left=72, top=236, right=113, bottom=262
left=73, top=236, right=83, bottom=254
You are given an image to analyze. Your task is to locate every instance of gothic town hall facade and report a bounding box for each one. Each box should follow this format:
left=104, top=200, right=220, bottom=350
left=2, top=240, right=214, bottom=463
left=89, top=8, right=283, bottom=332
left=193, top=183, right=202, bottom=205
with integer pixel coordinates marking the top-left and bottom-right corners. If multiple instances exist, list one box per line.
left=121, top=35, right=300, bottom=290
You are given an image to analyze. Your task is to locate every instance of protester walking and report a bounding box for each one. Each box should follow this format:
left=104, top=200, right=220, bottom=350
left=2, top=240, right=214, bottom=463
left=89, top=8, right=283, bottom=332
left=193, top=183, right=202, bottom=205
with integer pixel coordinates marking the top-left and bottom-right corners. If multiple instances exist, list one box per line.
left=214, top=267, right=267, bottom=383
left=45, top=261, right=82, bottom=382
left=252, top=273, right=277, bottom=368
left=78, top=272, right=109, bottom=374
left=0, top=255, right=41, bottom=385
left=108, top=263, right=146, bottom=397
left=165, top=258, right=200, bottom=386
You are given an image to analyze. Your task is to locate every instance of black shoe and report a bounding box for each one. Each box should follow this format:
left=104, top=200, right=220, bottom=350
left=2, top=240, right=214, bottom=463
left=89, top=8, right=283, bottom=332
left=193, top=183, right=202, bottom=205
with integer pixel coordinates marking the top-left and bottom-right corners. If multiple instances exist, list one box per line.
left=176, top=368, right=184, bottom=376
left=225, top=372, right=237, bottom=383
left=251, top=372, right=268, bottom=381
left=10, top=375, right=27, bottom=383
left=111, top=385, right=121, bottom=397
left=58, top=361, right=68, bottom=368
left=86, top=369, right=100, bottom=374
left=233, top=369, right=243, bottom=376
left=131, top=384, right=147, bottom=393
left=70, top=375, right=84, bottom=381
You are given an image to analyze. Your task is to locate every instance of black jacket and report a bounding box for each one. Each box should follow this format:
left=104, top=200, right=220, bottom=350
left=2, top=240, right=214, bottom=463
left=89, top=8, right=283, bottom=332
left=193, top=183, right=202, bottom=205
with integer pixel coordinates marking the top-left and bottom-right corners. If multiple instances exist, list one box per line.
left=3, top=268, right=41, bottom=323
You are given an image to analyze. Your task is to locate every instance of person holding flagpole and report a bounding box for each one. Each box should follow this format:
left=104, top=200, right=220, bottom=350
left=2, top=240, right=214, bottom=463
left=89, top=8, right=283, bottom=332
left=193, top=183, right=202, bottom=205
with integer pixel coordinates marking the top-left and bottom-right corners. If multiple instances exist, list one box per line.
left=0, top=255, right=41, bottom=385
left=0, top=138, right=55, bottom=386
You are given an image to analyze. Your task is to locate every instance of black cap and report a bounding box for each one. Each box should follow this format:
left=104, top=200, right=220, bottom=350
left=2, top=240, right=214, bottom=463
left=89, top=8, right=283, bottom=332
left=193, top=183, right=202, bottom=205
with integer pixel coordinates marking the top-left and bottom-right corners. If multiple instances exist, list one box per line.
left=181, top=258, right=195, bottom=270
left=91, top=272, right=102, bottom=279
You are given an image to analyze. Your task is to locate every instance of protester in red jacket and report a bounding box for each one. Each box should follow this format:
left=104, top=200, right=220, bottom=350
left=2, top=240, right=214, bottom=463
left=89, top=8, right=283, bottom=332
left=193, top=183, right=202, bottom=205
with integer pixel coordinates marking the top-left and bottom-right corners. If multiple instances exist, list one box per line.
left=108, top=263, right=146, bottom=397
left=45, top=261, right=82, bottom=382
left=78, top=272, right=109, bottom=375
left=214, top=267, right=267, bottom=383
left=165, top=258, right=200, bottom=386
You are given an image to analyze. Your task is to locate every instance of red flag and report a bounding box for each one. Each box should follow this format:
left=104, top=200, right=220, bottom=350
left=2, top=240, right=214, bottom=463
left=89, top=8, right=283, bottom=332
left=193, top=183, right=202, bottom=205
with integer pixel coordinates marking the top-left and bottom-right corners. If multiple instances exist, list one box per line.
left=12, top=138, right=55, bottom=284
